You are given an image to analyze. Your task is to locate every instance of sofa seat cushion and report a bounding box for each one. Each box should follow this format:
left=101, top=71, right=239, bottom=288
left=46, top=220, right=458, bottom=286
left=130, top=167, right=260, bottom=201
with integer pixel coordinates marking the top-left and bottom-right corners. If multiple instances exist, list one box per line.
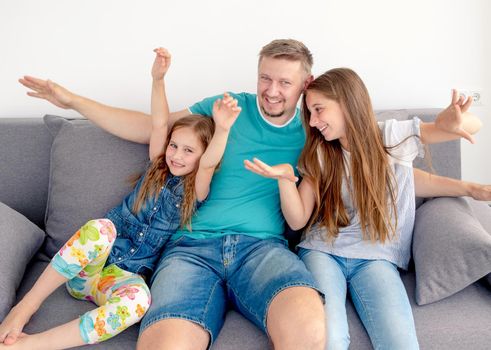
left=17, top=259, right=491, bottom=349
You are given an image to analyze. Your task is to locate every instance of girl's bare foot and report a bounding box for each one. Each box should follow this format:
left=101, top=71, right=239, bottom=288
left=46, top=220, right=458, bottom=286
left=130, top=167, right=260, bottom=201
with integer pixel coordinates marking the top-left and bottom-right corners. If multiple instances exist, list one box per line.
left=0, top=333, right=35, bottom=350
left=0, top=300, right=38, bottom=345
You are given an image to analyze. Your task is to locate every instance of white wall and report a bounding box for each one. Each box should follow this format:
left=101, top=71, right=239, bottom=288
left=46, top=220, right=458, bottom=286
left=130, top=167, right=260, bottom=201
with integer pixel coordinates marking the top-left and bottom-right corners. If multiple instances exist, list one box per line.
left=1, top=0, right=489, bottom=184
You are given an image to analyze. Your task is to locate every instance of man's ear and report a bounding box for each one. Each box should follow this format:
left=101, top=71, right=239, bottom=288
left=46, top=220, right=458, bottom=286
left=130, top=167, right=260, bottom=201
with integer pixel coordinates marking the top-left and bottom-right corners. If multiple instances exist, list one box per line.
left=303, top=75, right=314, bottom=91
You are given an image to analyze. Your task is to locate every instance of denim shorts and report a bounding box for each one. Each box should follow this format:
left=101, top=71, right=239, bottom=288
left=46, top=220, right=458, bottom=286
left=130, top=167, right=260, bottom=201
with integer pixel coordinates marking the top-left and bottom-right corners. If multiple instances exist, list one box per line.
left=140, top=234, right=320, bottom=345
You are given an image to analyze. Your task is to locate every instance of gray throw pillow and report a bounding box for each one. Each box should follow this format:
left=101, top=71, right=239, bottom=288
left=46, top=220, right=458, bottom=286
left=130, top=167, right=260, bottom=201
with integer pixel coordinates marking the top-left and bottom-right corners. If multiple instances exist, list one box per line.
left=413, top=196, right=491, bottom=305
left=43, top=115, right=148, bottom=257
left=469, top=200, right=491, bottom=289
left=0, top=202, right=45, bottom=320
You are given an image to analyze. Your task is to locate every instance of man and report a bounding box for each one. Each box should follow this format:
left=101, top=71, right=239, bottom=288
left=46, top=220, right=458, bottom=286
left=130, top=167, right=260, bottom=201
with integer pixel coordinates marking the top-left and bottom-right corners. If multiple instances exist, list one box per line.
left=21, top=40, right=326, bottom=350
left=19, top=39, right=485, bottom=350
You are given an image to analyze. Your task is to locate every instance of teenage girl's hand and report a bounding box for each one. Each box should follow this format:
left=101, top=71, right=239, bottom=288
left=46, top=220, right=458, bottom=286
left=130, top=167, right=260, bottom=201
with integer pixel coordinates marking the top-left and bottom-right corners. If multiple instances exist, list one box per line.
left=435, top=89, right=475, bottom=143
left=19, top=76, right=75, bottom=109
left=467, top=183, right=491, bottom=201
left=151, top=47, right=171, bottom=80
left=212, top=92, right=241, bottom=131
left=244, top=157, right=298, bottom=183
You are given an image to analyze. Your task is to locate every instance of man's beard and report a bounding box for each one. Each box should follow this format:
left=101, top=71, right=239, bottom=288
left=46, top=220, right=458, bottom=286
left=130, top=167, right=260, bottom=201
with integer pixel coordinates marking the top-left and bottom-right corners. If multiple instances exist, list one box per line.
left=261, top=105, right=285, bottom=118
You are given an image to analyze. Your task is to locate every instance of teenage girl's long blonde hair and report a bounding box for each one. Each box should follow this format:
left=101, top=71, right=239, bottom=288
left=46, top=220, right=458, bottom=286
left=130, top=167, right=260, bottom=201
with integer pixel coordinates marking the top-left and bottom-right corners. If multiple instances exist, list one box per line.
left=132, top=115, right=215, bottom=229
left=298, top=68, right=398, bottom=243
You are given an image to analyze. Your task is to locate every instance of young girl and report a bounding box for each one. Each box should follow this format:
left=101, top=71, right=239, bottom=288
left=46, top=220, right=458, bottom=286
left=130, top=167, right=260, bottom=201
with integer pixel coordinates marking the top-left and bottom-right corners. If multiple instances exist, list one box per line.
left=245, top=68, right=489, bottom=350
left=0, top=48, right=241, bottom=349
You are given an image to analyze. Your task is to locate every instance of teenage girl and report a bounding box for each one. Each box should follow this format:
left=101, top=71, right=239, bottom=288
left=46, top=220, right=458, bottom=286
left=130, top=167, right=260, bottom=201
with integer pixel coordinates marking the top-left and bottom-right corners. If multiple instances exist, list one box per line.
left=245, top=67, right=489, bottom=350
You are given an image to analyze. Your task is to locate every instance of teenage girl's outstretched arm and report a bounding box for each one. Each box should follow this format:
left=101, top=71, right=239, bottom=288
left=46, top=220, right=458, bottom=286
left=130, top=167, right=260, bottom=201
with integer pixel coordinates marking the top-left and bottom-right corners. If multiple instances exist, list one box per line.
left=194, top=93, right=241, bottom=202
left=413, top=168, right=491, bottom=201
left=420, top=89, right=482, bottom=144
left=244, top=158, right=316, bottom=230
left=148, top=48, right=172, bottom=161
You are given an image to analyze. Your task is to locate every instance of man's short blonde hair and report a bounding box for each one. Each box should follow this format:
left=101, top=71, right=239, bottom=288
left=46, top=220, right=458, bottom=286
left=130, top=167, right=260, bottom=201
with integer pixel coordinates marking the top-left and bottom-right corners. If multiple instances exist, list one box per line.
left=259, top=39, right=313, bottom=75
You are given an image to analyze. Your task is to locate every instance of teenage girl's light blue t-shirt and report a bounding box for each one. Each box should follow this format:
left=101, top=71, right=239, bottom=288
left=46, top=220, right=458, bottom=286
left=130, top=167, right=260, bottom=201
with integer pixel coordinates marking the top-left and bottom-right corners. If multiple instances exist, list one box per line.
left=174, top=92, right=305, bottom=240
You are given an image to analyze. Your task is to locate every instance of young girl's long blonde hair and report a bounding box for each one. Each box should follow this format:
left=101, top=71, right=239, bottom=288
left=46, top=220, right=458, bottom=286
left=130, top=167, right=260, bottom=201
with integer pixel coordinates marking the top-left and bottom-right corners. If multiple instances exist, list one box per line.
left=132, top=115, right=215, bottom=228
left=298, top=68, right=398, bottom=243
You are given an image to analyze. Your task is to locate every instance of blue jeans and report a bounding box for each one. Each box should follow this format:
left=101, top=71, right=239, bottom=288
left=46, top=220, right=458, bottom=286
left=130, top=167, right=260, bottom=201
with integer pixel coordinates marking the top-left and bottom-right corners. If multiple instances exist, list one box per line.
left=140, top=235, right=320, bottom=345
left=299, top=248, right=419, bottom=350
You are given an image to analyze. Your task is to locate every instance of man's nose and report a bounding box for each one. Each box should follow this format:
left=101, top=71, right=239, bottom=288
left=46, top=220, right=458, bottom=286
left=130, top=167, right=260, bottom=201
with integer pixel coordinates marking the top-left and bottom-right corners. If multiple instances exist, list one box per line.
left=266, top=81, right=279, bottom=96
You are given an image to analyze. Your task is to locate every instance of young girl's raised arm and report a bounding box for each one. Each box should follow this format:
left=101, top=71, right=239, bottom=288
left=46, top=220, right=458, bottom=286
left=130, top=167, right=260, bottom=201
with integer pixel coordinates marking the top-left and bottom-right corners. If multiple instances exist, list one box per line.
left=244, top=159, right=316, bottom=230
left=149, top=48, right=171, bottom=161
left=195, top=93, right=241, bottom=201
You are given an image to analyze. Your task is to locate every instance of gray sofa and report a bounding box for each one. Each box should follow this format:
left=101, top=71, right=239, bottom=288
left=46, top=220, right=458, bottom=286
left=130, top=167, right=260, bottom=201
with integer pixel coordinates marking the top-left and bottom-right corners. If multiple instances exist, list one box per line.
left=1, top=109, right=490, bottom=350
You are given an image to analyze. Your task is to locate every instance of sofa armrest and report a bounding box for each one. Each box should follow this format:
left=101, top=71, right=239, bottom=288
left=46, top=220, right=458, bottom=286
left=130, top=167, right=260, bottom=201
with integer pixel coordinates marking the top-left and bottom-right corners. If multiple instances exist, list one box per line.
left=0, top=202, right=45, bottom=320
left=412, top=197, right=491, bottom=305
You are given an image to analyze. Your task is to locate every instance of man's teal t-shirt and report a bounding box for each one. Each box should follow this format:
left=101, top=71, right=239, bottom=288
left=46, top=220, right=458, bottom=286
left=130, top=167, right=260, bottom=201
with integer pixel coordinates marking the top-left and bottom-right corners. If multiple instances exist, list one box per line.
left=174, top=92, right=305, bottom=240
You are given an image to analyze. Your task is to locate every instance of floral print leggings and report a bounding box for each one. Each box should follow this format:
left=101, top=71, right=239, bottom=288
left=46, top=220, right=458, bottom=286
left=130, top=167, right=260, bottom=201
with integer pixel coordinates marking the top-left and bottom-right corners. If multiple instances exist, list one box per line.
left=50, top=219, right=151, bottom=344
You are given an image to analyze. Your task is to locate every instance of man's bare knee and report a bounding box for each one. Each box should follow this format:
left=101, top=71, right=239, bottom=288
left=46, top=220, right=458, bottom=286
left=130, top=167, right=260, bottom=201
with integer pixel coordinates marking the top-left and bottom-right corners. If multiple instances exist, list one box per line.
left=137, top=318, right=210, bottom=350
left=267, top=287, right=326, bottom=350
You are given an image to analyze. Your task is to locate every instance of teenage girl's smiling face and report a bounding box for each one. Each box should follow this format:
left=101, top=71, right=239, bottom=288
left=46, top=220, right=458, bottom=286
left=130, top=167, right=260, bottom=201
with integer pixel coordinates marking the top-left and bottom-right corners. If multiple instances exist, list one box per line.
left=165, top=127, right=205, bottom=176
left=306, top=90, right=348, bottom=150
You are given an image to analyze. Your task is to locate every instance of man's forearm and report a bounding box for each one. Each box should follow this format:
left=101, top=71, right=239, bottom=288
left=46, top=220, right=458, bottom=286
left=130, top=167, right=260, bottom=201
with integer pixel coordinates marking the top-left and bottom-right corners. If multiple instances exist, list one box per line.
left=168, top=109, right=193, bottom=128
left=71, top=94, right=153, bottom=144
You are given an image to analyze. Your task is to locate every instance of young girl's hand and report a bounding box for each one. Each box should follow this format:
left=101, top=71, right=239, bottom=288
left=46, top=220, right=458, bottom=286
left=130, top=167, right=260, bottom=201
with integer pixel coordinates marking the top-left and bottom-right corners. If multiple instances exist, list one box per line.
left=151, top=48, right=171, bottom=80
left=435, top=89, right=475, bottom=143
left=212, top=93, right=241, bottom=131
left=244, top=157, right=298, bottom=183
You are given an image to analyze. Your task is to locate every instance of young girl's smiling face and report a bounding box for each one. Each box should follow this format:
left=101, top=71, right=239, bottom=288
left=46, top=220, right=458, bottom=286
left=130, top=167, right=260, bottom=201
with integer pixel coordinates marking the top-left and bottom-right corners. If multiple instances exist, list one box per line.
left=165, top=126, right=205, bottom=176
left=306, top=90, right=348, bottom=150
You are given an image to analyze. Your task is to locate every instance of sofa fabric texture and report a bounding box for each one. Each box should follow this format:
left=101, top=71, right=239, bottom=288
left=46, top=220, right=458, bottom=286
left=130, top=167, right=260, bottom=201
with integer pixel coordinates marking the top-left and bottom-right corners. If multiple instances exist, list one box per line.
left=0, top=202, right=45, bottom=319
left=43, top=115, right=148, bottom=257
left=0, top=118, right=51, bottom=228
left=0, top=111, right=490, bottom=349
left=413, top=197, right=491, bottom=305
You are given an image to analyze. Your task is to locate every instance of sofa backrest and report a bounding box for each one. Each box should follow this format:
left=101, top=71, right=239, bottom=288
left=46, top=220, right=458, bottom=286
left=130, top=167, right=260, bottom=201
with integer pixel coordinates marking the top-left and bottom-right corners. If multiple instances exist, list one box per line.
left=0, top=118, right=52, bottom=228
left=376, top=108, right=461, bottom=180
left=0, top=109, right=461, bottom=230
